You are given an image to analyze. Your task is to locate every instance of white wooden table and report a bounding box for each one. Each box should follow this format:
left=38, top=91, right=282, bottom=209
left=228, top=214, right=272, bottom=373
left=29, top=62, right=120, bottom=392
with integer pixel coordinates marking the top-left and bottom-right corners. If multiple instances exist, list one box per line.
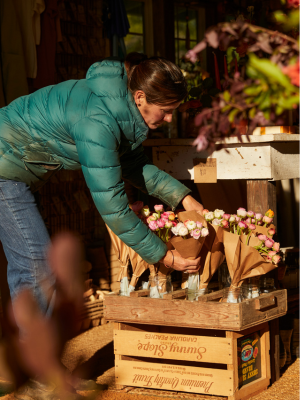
left=143, top=134, right=299, bottom=181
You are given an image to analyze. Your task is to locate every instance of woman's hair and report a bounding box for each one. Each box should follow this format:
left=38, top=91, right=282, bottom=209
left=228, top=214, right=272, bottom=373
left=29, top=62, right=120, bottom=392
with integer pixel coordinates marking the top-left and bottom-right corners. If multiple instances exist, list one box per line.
left=125, top=52, right=187, bottom=106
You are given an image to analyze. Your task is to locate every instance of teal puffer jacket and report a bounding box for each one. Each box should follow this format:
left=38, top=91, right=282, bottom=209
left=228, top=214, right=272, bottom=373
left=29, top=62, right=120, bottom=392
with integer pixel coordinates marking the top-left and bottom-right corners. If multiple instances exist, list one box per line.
left=0, top=60, right=191, bottom=264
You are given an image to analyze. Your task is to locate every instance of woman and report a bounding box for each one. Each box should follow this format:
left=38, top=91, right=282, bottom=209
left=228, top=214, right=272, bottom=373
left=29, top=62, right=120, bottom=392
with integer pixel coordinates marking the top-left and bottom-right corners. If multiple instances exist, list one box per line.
left=0, top=52, right=204, bottom=315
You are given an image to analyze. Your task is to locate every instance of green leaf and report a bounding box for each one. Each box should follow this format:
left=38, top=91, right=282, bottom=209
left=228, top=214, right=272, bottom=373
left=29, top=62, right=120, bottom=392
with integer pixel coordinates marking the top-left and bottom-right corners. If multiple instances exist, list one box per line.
left=249, top=107, right=256, bottom=119
left=258, top=91, right=271, bottom=110
left=244, top=86, right=263, bottom=96
left=275, top=105, right=284, bottom=115
left=263, top=110, right=271, bottom=120
left=221, top=104, right=231, bottom=113
left=202, top=77, right=214, bottom=89
left=247, top=53, right=295, bottom=91
left=228, top=108, right=239, bottom=123
left=223, top=90, right=231, bottom=102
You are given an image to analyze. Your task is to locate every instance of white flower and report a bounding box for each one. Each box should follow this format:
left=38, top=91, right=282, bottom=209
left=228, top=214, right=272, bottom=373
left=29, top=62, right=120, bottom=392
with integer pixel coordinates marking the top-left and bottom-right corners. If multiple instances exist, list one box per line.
left=165, top=221, right=173, bottom=229
left=171, top=226, right=179, bottom=236
left=201, top=227, right=209, bottom=237
left=204, top=212, right=214, bottom=221
left=178, top=226, right=189, bottom=237
left=237, top=209, right=247, bottom=218
left=212, top=218, right=221, bottom=226
left=152, top=213, right=159, bottom=220
left=214, top=209, right=225, bottom=219
left=186, top=221, right=197, bottom=231
left=176, top=222, right=185, bottom=230
left=229, top=215, right=236, bottom=223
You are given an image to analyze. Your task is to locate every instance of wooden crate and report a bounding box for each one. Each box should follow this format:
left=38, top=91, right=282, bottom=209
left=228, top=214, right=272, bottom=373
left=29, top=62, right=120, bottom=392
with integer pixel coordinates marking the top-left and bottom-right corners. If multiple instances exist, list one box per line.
left=104, top=289, right=287, bottom=331
left=113, top=321, right=271, bottom=400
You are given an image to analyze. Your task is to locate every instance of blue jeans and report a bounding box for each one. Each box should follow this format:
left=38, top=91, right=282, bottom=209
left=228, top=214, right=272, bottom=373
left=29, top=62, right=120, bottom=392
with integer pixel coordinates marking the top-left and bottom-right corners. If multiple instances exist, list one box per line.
left=0, top=179, right=54, bottom=314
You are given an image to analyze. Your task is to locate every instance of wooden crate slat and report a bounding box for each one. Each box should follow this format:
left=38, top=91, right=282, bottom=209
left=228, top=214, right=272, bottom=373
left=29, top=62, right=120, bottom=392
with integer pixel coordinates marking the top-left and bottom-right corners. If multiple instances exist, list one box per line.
left=115, top=359, right=234, bottom=396
left=104, top=295, right=241, bottom=330
left=114, top=330, right=233, bottom=364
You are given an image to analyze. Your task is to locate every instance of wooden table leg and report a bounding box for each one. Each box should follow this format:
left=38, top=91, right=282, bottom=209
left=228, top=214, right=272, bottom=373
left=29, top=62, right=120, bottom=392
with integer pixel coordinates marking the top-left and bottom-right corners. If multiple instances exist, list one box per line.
left=269, top=319, right=280, bottom=383
left=247, top=180, right=277, bottom=227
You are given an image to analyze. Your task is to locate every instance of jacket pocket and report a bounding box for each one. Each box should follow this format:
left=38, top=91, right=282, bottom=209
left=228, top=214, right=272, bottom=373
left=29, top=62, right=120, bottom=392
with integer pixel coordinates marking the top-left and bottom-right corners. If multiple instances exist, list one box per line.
left=22, top=153, right=63, bottom=182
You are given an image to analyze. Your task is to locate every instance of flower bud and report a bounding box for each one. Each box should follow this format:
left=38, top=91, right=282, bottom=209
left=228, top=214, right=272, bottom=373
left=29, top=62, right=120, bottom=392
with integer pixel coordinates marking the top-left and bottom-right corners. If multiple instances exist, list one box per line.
left=214, top=209, right=225, bottom=219
left=272, top=242, right=280, bottom=252
left=202, top=209, right=209, bottom=215
left=141, top=206, right=150, bottom=217
left=229, top=215, right=236, bottom=223
left=152, top=213, right=159, bottom=220
left=255, top=213, right=263, bottom=221
left=265, top=209, right=274, bottom=218
left=265, top=239, right=274, bottom=248
left=201, top=227, right=209, bottom=237
left=130, top=201, right=144, bottom=214
left=204, top=212, right=214, bottom=222
left=178, top=226, right=189, bottom=237
left=263, top=215, right=273, bottom=224
left=186, top=220, right=197, bottom=231
left=258, top=234, right=268, bottom=241
left=272, top=255, right=281, bottom=264
left=268, top=228, right=276, bottom=236
left=238, top=221, right=247, bottom=229
left=154, top=205, right=164, bottom=212
left=237, top=208, right=247, bottom=218
left=247, top=210, right=255, bottom=217
left=212, top=218, right=221, bottom=226
left=190, top=228, right=201, bottom=239
left=221, top=220, right=229, bottom=228
left=223, top=213, right=230, bottom=221
left=165, top=221, right=173, bottom=229
left=196, top=221, right=203, bottom=229
left=249, top=224, right=256, bottom=230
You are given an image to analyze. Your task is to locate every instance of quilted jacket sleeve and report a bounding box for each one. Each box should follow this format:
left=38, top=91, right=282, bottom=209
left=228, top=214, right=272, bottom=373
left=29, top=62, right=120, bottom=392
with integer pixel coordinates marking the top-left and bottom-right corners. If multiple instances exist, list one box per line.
left=71, top=116, right=168, bottom=264
left=120, top=145, right=191, bottom=210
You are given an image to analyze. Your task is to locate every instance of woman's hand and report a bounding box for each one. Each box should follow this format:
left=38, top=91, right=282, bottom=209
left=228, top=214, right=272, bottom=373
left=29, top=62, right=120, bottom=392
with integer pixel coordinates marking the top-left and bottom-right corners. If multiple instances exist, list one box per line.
left=182, top=195, right=204, bottom=215
left=160, top=250, right=201, bottom=273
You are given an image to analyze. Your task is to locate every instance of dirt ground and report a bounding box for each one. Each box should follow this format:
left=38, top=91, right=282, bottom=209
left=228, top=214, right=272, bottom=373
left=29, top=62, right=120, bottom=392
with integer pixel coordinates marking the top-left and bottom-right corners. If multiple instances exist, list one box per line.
left=0, top=322, right=299, bottom=400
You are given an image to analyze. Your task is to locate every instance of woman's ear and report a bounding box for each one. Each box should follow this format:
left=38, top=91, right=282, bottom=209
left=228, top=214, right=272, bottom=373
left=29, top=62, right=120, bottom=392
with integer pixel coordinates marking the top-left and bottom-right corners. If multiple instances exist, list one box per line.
left=134, top=90, right=146, bottom=107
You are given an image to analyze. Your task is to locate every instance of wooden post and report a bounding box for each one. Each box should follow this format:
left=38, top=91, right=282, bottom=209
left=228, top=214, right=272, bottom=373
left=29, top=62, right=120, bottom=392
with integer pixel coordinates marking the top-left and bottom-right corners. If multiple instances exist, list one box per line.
left=247, top=180, right=277, bottom=227
left=269, top=319, right=280, bottom=383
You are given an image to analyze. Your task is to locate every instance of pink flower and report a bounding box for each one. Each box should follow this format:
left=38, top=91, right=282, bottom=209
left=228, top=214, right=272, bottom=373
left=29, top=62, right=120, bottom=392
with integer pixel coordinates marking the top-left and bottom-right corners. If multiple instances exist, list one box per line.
left=212, top=218, right=221, bottom=226
left=267, top=251, right=277, bottom=262
left=257, top=221, right=263, bottom=225
left=245, top=217, right=251, bottom=224
left=196, top=221, right=203, bottom=229
left=149, top=220, right=158, bottom=231
left=161, top=212, right=170, bottom=219
left=193, top=134, right=209, bottom=152
left=255, top=213, right=263, bottom=221
left=221, top=220, right=229, bottom=228
left=258, top=234, right=268, bottom=241
left=272, top=242, right=280, bottom=252
left=191, top=228, right=201, bottom=239
left=265, top=239, right=274, bottom=248
left=272, top=255, right=281, bottom=264
left=154, top=205, right=164, bottom=212
left=157, top=219, right=166, bottom=228
left=201, top=227, right=209, bottom=237
left=282, top=58, right=300, bottom=86
left=130, top=201, right=144, bottom=214
left=223, top=213, right=230, bottom=221
left=235, top=216, right=241, bottom=223
left=238, top=221, right=247, bottom=230
left=172, top=221, right=177, bottom=227
left=263, top=216, right=273, bottom=225
left=249, top=224, right=256, bottom=230
left=247, top=210, right=255, bottom=218
left=165, top=221, right=173, bottom=229
left=268, top=228, right=276, bottom=236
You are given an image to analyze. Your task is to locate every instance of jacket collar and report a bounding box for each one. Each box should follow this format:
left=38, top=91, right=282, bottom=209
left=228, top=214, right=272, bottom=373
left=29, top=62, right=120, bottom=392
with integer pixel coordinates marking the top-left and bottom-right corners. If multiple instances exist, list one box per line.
left=86, top=60, right=149, bottom=146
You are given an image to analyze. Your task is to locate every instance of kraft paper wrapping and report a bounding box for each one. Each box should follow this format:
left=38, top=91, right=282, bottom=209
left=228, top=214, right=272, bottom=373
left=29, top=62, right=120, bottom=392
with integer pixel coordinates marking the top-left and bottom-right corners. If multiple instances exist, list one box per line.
left=170, top=211, right=207, bottom=260
left=251, top=224, right=276, bottom=238
left=199, top=224, right=226, bottom=289
left=106, top=225, right=152, bottom=287
left=223, top=231, right=278, bottom=287
left=157, top=241, right=174, bottom=292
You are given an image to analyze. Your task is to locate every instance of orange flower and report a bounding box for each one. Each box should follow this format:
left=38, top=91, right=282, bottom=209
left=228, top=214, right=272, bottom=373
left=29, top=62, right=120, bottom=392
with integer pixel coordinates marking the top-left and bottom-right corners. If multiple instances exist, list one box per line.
left=282, top=59, right=300, bottom=87
left=265, top=209, right=274, bottom=218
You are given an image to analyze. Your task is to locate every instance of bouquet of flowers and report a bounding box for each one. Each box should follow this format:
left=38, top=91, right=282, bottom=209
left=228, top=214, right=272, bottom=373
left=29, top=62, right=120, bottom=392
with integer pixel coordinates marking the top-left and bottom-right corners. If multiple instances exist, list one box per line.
left=222, top=208, right=280, bottom=302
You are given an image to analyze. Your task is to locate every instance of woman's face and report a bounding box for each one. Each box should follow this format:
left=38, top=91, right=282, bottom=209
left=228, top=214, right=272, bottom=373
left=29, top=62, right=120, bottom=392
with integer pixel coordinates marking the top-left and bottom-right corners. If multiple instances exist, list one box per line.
left=134, top=91, right=181, bottom=130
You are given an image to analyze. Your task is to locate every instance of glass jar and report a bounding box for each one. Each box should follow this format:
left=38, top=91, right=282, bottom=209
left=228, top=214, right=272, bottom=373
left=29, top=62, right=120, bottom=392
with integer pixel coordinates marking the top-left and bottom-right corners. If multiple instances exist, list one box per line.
left=218, top=261, right=231, bottom=290
left=222, top=286, right=243, bottom=303
left=148, top=275, right=173, bottom=298
left=260, top=278, right=276, bottom=293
